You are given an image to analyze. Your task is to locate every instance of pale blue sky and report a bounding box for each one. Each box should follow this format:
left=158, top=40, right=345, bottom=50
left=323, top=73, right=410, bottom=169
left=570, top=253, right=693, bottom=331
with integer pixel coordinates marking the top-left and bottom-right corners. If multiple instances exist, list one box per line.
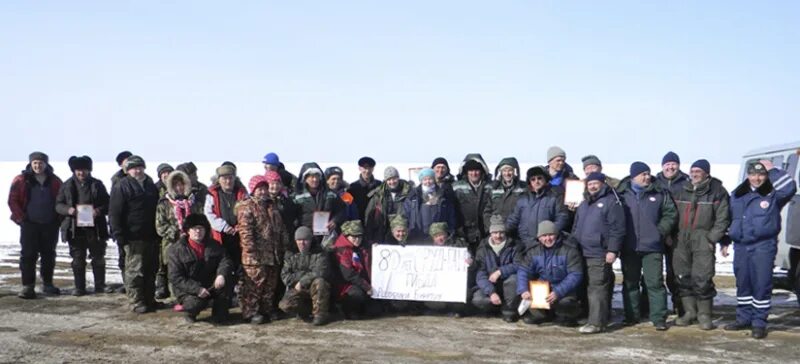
left=1, top=1, right=797, bottom=165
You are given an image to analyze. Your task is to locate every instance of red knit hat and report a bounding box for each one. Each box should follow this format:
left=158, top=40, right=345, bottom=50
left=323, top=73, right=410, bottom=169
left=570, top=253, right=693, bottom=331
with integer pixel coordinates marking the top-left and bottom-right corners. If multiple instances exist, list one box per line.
left=264, top=171, right=281, bottom=184
left=249, top=175, right=269, bottom=192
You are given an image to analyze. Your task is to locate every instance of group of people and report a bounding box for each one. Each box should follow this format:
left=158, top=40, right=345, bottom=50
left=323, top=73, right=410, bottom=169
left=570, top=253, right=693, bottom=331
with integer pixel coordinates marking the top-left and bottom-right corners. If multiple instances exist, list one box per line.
left=8, top=147, right=796, bottom=339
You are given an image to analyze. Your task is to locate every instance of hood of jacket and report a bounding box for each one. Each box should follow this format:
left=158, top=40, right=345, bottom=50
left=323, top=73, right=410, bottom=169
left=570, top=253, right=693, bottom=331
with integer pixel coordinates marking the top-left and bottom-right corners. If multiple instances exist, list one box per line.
left=456, top=153, right=492, bottom=182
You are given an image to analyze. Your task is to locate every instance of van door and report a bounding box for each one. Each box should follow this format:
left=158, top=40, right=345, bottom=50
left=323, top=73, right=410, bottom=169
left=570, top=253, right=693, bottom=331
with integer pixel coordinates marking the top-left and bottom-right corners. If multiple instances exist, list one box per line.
left=785, top=152, right=800, bottom=248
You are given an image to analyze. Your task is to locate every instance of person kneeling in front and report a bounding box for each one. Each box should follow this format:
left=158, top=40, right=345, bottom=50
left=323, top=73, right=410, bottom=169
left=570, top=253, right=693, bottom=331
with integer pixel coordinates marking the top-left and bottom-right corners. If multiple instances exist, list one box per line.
left=517, top=221, right=584, bottom=327
left=168, top=214, right=232, bottom=324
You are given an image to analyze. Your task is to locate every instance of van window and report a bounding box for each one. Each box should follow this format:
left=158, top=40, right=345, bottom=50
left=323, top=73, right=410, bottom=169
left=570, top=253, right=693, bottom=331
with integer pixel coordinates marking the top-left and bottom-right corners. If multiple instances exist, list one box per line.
left=771, top=155, right=785, bottom=168
left=787, top=153, right=798, bottom=183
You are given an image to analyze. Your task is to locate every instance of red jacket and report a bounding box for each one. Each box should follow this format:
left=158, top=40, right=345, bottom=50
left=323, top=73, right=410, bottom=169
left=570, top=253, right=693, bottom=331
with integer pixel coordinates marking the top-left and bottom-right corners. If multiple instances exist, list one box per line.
left=332, top=234, right=371, bottom=298
left=207, top=184, right=247, bottom=244
left=8, top=167, right=62, bottom=225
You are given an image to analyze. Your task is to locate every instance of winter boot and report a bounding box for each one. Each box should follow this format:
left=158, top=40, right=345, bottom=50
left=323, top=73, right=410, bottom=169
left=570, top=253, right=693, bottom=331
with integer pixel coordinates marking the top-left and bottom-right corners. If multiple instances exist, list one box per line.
left=696, top=299, right=716, bottom=330
left=155, top=275, right=169, bottom=300
left=18, top=285, right=36, bottom=299
left=674, top=296, right=697, bottom=326
left=73, top=270, right=87, bottom=296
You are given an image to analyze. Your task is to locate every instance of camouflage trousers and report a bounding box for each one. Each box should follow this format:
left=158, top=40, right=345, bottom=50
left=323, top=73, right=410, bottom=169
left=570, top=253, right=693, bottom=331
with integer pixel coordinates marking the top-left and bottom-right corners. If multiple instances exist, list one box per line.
left=240, top=264, right=279, bottom=319
left=278, top=278, right=331, bottom=316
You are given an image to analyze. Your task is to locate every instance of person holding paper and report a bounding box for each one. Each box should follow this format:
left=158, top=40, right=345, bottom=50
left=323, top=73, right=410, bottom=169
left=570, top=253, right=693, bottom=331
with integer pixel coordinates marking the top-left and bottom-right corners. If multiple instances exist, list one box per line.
left=55, top=155, right=111, bottom=296
left=167, top=214, right=232, bottom=324
left=505, top=166, right=570, bottom=250
left=279, top=226, right=332, bottom=326
left=383, top=214, right=410, bottom=246
left=617, top=162, right=677, bottom=331
left=422, top=222, right=471, bottom=317
left=294, top=163, right=346, bottom=239
left=364, top=166, right=412, bottom=244
left=404, top=168, right=456, bottom=241
left=155, top=170, right=205, bottom=300
left=571, top=172, right=626, bottom=334
left=236, top=175, right=289, bottom=324
left=332, top=221, right=373, bottom=319
left=472, top=215, right=519, bottom=322
left=516, top=221, right=584, bottom=326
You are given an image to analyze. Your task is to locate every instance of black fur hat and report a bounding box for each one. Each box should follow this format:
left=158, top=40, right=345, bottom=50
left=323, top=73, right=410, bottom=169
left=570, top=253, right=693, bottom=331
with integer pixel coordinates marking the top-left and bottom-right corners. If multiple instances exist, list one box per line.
left=68, top=155, right=93, bottom=172
left=182, top=213, right=211, bottom=233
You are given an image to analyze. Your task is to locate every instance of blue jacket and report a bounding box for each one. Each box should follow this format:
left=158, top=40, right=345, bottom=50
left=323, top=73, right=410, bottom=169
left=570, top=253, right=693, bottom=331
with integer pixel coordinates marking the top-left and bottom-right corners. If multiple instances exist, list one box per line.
left=516, top=233, right=584, bottom=299
left=505, top=186, right=569, bottom=244
left=729, top=168, right=796, bottom=245
left=403, top=185, right=457, bottom=240
left=572, top=185, right=626, bottom=258
left=617, top=178, right=677, bottom=253
left=474, top=237, right=518, bottom=296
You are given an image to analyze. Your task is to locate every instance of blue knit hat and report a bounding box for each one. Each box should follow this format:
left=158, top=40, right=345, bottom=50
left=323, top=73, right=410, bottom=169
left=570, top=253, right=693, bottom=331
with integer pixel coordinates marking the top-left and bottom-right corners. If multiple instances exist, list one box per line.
left=691, top=159, right=710, bottom=175
left=629, top=161, right=651, bottom=178
left=586, top=172, right=605, bottom=183
left=263, top=152, right=280, bottom=165
left=418, top=168, right=435, bottom=181
left=662, top=151, right=680, bottom=166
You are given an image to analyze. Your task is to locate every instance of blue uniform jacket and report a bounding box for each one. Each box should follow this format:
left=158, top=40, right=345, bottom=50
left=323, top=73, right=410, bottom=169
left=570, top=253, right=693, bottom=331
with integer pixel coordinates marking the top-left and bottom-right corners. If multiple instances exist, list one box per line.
left=729, top=168, right=796, bottom=245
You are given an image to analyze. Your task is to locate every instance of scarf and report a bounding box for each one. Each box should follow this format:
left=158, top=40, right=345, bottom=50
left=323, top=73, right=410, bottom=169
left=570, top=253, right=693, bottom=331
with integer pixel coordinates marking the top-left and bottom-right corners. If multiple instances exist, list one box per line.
left=168, top=194, right=194, bottom=231
left=188, top=238, right=205, bottom=260
left=490, top=240, right=507, bottom=255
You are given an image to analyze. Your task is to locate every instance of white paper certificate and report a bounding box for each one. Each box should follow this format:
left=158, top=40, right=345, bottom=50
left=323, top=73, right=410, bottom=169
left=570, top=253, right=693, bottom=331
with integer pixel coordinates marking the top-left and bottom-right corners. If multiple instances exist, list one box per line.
left=312, top=211, right=331, bottom=235
left=76, top=204, right=94, bottom=227
left=564, top=180, right=585, bottom=206
left=530, top=280, right=551, bottom=310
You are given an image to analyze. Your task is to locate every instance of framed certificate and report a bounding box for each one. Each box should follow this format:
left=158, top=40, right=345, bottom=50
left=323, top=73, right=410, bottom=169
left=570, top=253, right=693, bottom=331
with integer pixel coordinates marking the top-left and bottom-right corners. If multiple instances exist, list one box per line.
left=564, top=180, right=585, bottom=206
left=529, top=280, right=551, bottom=310
left=312, top=211, right=331, bottom=236
left=76, top=204, right=94, bottom=227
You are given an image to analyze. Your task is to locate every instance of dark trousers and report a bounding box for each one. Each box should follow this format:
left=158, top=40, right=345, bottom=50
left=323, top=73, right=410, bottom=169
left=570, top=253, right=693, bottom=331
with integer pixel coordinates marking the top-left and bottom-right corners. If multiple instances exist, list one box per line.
left=585, top=258, right=614, bottom=327
left=734, top=241, right=777, bottom=329
left=123, top=239, right=158, bottom=307
left=117, top=243, right=126, bottom=284
left=339, top=286, right=369, bottom=313
left=19, top=221, right=59, bottom=286
left=68, top=231, right=107, bottom=289
left=673, top=236, right=716, bottom=299
left=664, top=244, right=681, bottom=312
left=471, top=274, right=517, bottom=316
left=530, top=295, right=580, bottom=321
left=789, top=247, right=800, bottom=304
left=622, top=251, right=667, bottom=323
left=181, top=290, right=230, bottom=318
